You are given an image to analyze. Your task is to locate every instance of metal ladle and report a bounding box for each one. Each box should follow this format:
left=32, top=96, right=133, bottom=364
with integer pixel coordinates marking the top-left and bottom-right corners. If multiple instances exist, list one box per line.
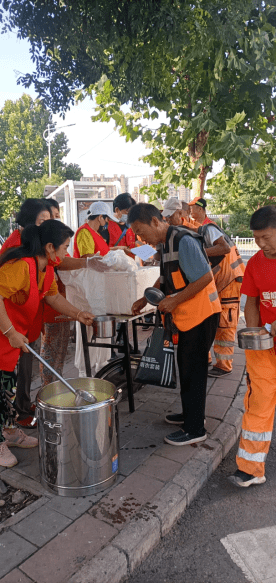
left=25, top=343, right=97, bottom=406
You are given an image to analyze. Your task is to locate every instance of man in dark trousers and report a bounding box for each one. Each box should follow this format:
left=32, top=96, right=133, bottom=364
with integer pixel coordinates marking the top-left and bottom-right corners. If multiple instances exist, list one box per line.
left=130, top=203, right=221, bottom=446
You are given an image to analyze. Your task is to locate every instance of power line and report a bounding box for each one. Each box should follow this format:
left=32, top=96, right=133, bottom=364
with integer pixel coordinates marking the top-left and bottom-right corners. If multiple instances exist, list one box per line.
left=77, top=132, right=115, bottom=159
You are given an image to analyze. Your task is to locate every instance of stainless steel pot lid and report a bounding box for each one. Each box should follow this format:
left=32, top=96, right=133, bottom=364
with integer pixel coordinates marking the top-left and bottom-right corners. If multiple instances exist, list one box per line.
left=144, top=287, right=165, bottom=306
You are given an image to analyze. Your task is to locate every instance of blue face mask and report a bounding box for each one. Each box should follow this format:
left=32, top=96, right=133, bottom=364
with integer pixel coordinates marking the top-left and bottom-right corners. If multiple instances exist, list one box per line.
left=102, top=221, right=109, bottom=230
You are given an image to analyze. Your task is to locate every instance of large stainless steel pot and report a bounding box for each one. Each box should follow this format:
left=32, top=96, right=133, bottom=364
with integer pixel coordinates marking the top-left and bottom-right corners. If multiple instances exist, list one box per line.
left=238, top=327, right=274, bottom=350
left=36, top=378, right=122, bottom=497
left=92, top=315, right=116, bottom=338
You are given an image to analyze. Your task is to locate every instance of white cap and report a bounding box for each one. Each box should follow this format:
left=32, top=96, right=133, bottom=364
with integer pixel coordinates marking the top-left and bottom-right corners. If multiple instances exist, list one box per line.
left=162, top=198, right=182, bottom=218
left=87, top=201, right=119, bottom=222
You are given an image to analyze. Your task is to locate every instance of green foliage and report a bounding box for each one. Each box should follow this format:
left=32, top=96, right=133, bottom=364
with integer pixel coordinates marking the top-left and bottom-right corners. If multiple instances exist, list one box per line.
left=2, top=1, right=276, bottom=196
left=62, top=163, right=83, bottom=181
left=226, top=211, right=252, bottom=238
left=208, top=155, right=276, bottom=215
left=0, top=94, right=75, bottom=218
left=24, top=174, right=62, bottom=200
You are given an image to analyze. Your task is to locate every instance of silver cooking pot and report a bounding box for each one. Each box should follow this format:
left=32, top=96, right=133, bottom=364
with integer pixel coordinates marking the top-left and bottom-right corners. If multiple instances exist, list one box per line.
left=238, top=327, right=274, bottom=351
left=36, top=378, right=122, bottom=497
left=92, top=315, right=116, bottom=338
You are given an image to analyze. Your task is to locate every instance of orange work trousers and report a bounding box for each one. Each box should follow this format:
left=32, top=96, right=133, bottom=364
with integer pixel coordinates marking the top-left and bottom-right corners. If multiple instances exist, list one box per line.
left=236, top=346, right=276, bottom=477
left=213, top=280, right=241, bottom=372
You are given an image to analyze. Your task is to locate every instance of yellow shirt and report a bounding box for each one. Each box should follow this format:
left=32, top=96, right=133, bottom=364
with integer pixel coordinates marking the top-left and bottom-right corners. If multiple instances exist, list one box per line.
left=76, top=229, right=95, bottom=256
left=0, top=260, right=58, bottom=305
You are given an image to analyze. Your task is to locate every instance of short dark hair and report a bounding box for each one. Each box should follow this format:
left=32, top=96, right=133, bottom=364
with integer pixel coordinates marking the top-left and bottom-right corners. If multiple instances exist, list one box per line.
left=113, top=193, right=133, bottom=212
left=250, top=206, right=276, bottom=230
left=87, top=214, right=108, bottom=221
left=128, top=203, right=163, bottom=225
left=44, top=198, right=60, bottom=213
left=16, top=199, right=49, bottom=228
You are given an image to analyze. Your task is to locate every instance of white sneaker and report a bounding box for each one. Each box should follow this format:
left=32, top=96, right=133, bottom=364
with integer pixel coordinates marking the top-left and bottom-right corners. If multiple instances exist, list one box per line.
left=3, top=428, right=38, bottom=448
left=0, top=441, right=18, bottom=467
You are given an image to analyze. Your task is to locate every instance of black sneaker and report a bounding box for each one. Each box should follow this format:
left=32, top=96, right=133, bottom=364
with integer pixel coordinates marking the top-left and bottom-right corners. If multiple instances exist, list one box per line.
left=228, top=469, right=266, bottom=487
left=164, top=429, right=207, bottom=446
left=165, top=413, right=184, bottom=425
left=208, top=367, right=232, bottom=378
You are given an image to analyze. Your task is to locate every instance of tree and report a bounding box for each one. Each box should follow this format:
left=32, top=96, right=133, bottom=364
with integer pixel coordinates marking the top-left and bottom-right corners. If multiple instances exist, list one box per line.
left=24, top=173, right=62, bottom=200
left=2, top=1, right=276, bottom=197
left=63, top=163, right=83, bottom=181
left=0, top=94, right=78, bottom=217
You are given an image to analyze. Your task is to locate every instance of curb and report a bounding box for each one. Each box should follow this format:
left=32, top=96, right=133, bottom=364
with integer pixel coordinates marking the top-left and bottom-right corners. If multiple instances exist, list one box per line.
left=67, top=366, right=246, bottom=583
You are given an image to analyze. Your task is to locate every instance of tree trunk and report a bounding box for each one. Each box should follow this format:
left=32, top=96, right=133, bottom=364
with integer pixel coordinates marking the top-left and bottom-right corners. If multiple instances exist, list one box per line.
left=188, top=130, right=209, bottom=198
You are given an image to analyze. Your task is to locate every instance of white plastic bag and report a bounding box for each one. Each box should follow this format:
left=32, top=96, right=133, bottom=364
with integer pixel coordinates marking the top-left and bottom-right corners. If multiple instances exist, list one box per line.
left=100, top=250, right=138, bottom=272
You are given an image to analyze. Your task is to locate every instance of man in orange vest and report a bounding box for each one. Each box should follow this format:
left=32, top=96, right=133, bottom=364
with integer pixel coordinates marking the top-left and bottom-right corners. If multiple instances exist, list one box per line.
left=130, top=203, right=221, bottom=446
left=230, top=206, right=276, bottom=487
left=189, top=197, right=245, bottom=377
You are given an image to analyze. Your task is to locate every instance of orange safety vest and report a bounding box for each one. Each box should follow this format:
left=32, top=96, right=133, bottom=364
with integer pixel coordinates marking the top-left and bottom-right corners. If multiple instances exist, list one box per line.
left=160, top=226, right=221, bottom=332
left=198, top=223, right=245, bottom=294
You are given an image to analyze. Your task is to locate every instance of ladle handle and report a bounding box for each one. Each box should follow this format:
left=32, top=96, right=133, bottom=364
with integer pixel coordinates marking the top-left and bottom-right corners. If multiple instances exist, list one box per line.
left=24, top=343, right=78, bottom=396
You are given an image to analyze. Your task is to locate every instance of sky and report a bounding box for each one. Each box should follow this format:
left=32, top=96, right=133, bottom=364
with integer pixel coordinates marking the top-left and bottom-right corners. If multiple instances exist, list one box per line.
left=0, top=30, right=156, bottom=193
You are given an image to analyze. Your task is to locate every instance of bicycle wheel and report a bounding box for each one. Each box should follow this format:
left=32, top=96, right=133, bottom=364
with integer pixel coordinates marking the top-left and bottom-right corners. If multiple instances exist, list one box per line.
left=94, top=355, right=144, bottom=400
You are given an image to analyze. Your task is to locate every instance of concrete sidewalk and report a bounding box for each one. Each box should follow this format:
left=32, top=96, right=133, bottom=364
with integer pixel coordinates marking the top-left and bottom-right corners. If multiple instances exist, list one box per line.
left=0, top=329, right=246, bottom=583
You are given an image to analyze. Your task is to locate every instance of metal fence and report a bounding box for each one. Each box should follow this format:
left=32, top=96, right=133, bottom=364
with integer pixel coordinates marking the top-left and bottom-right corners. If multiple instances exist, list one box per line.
left=231, top=237, right=259, bottom=257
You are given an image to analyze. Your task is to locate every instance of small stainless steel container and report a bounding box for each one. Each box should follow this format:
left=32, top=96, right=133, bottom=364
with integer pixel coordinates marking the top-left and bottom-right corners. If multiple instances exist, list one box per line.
left=36, top=378, right=122, bottom=497
left=93, top=315, right=116, bottom=338
left=238, top=327, right=274, bottom=350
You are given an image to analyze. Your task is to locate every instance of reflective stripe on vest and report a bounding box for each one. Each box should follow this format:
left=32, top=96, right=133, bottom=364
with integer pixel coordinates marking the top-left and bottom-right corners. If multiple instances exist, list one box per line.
left=160, top=226, right=221, bottom=332
left=242, top=429, right=272, bottom=442
left=215, top=339, right=235, bottom=347
left=237, top=448, right=267, bottom=463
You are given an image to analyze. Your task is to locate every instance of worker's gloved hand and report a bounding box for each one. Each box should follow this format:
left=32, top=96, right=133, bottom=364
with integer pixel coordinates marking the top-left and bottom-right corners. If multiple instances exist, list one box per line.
left=85, top=256, right=112, bottom=273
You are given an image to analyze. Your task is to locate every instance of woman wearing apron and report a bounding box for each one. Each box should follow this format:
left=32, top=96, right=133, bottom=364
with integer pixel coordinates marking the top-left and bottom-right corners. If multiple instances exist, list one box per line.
left=0, top=220, right=94, bottom=468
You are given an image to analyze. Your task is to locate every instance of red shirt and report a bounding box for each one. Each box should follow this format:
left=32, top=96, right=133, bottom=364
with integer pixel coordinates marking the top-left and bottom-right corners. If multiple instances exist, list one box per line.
left=107, top=221, right=136, bottom=249
left=0, top=229, right=21, bottom=254
left=241, top=250, right=276, bottom=325
left=202, top=217, right=214, bottom=225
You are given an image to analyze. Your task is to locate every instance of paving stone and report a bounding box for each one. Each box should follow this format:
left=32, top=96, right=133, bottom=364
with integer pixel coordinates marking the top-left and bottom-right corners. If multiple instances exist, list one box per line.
left=205, top=416, right=220, bottom=436
left=12, top=505, right=72, bottom=547
left=0, top=569, right=33, bottom=583
left=192, top=438, right=222, bottom=477
left=231, top=393, right=245, bottom=412
left=135, top=390, right=177, bottom=404
left=211, top=421, right=238, bottom=458
left=20, top=515, right=118, bottom=583
left=1, top=469, right=51, bottom=497
left=0, top=531, right=36, bottom=579
left=0, top=497, right=48, bottom=533
left=112, top=514, right=160, bottom=573
left=67, top=545, right=127, bottom=583
left=137, top=453, right=182, bottom=482
left=10, top=447, right=40, bottom=481
left=119, top=422, right=144, bottom=447
left=90, top=471, right=163, bottom=530
left=119, top=445, right=156, bottom=476
left=223, top=407, right=243, bottom=438
left=155, top=443, right=195, bottom=464
left=173, top=458, right=208, bottom=505
left=205, top=394, right=232, bottom=420
left=138, top=400, right=171, bottom=414
left=123, top=410, right=162, bottom=426
left=225, top=367, right=245, bottom=381
left=145, top=482, right=187, bottom=537
left=44, top=495, right=94, bottom=520
left=208, top=379, right=239, bottom=398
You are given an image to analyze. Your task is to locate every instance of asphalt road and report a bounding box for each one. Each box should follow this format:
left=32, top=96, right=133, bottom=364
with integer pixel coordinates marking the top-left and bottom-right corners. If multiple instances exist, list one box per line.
left=127, top=427, right=276, bottom=583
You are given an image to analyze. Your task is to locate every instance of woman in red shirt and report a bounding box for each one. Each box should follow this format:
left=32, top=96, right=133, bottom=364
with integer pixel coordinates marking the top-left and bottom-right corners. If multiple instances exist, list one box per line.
left=105, top=193, right=136, bottom=251
left=0, top=220, right=94, bottom=468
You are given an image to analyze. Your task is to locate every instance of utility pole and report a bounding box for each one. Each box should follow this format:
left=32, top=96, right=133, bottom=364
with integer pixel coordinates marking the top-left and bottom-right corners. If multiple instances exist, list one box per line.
left=43, top=122, right=76, bottom=178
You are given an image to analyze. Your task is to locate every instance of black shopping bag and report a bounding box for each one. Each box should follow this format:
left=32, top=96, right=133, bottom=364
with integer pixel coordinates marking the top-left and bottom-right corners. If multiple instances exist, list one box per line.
left=134, top=313, right=177, bottom=388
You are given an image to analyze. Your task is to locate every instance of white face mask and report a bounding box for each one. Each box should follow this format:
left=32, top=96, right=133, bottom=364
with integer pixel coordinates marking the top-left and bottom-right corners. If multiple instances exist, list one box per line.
left=120, top=214, right=128, bottom=224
